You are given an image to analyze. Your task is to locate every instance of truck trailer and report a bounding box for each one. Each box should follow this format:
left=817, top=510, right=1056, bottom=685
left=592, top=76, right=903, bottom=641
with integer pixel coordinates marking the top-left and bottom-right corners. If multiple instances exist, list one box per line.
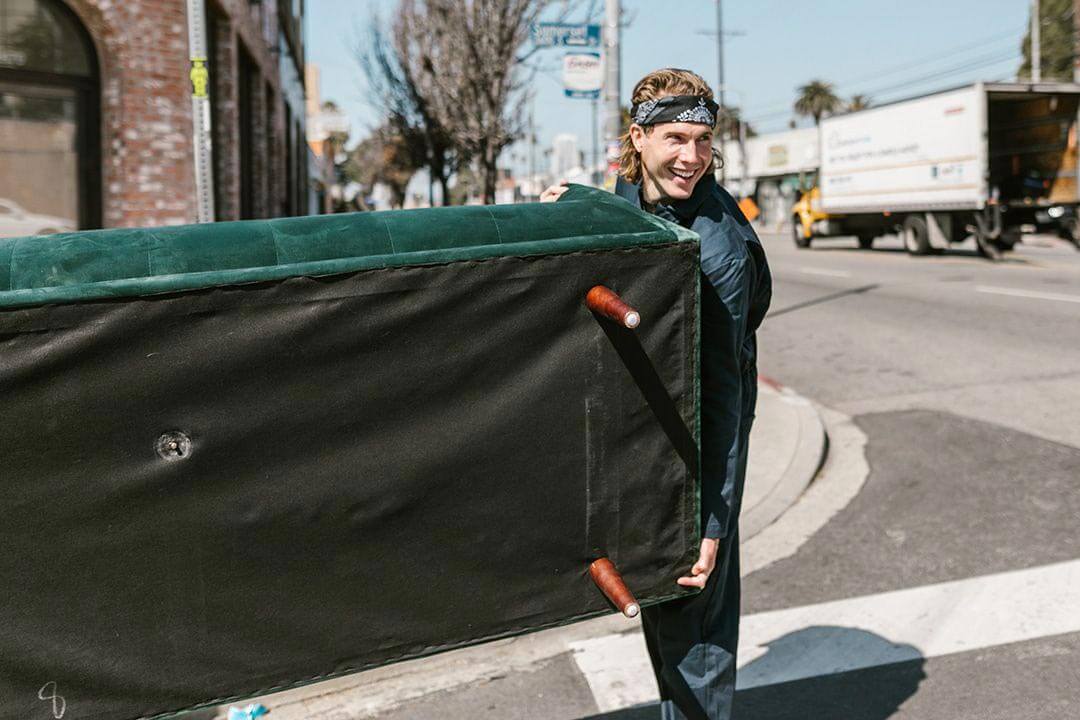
left=792, top=82, right=1080, bottom=258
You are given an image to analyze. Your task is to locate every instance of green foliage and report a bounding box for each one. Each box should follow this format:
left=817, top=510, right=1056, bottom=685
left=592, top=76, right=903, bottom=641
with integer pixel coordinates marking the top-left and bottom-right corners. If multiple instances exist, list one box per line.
left=345, top=124, right=424, bottom=209
left=718, top=105, right=754, bottom=139
left=794, top=80, right=842, bottom=126
left=1019, top=0, right=1075, bottom=80
left=848, top=94, right=872, bottom=112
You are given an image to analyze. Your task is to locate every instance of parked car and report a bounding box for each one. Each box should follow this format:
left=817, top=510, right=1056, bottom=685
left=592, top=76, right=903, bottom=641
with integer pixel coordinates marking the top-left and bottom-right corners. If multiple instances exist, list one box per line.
left=0, top=198, right=75, bottom=239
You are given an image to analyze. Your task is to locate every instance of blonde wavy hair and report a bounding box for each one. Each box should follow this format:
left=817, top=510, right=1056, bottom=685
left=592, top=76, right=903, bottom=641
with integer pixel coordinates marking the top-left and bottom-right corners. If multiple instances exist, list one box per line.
left=619, top=68, right=718, bottom=184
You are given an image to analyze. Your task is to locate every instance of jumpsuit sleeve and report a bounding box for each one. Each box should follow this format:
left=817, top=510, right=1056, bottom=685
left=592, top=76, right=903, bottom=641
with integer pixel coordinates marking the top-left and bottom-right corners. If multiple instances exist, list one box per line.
left=699, top=254, right=752, bottom=540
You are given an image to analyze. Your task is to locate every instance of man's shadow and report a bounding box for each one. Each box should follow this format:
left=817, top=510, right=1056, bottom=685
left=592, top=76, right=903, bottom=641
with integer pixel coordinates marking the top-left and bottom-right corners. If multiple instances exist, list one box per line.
left=584, top=626, right=926, bottom=720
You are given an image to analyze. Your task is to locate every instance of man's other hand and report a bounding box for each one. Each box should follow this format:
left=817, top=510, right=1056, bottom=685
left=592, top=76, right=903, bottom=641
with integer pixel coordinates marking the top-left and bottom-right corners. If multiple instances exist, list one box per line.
left=676, top=538, right=719, bottom=589
left=539, top=181, right=569, bottom=202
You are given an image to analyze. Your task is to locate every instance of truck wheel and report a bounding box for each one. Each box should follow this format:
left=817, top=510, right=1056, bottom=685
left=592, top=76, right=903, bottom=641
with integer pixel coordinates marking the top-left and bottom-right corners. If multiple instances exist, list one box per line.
left=974, top=227, right=1003, bottom=260
left=996, top=231, right=1019, bottom=252
left=1062, top=217, right=1080, bottom=247
left=793, top=218, right=811, bottom=248
left=857, top=234, right=874, bottom=250
left=902, top=216, right=930, bottom=255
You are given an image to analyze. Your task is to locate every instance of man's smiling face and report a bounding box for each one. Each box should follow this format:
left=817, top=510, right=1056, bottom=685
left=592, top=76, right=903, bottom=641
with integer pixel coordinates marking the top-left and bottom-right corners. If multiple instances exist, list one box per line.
left=631, top=120, right=714, bottom=204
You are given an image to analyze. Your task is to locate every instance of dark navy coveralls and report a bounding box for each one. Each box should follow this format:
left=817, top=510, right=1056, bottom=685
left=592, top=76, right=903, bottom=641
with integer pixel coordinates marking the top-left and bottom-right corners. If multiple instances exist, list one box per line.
left=615, top=174, right=772, bottom=719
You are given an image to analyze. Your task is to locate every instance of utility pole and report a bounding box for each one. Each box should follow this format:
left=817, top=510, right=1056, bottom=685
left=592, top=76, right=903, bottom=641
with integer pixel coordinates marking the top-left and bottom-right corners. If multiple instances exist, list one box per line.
left=1032, top=0, right=1042, bottom=82
left=186, top=0, right=215, bottom=222
left=591, top=95, right=599, bottom=185
left=716, top=0, right=726, bottom=185
left=603, top=0, right=621, bottom=179
left=739, top=112, right=747, bottom=194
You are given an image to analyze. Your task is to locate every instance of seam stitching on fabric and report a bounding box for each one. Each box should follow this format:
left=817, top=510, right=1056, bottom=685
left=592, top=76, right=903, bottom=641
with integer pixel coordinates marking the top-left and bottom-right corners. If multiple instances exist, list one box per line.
left=1, top=240, right=14, bottom=293
left=485, top=206, right=504, bottom=244
left=381, top=216, right=397, bottom=254
left=270, top=225, right=282, bottom=266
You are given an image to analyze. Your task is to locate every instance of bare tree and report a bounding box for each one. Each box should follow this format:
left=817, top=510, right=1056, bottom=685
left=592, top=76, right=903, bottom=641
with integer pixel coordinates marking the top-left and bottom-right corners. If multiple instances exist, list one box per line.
left=412, top=0, right=568, bottom=204
left=357, top=10, right=461, bottom=205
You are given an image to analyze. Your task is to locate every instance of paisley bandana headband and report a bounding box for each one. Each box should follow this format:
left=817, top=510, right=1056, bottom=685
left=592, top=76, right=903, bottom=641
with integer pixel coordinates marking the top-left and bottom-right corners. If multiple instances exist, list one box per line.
left=630, top=95, right=719, bottom=127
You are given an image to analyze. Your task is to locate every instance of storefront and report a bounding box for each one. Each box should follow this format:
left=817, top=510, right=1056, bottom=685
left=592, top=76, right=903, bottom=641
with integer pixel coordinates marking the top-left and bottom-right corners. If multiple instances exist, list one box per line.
left=720, top=126, right=821, bottom=229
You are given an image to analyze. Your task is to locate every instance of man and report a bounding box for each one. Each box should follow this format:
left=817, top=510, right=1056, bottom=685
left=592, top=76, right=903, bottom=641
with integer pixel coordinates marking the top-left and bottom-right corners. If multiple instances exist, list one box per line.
left=542, top=67, right=771, bottom=719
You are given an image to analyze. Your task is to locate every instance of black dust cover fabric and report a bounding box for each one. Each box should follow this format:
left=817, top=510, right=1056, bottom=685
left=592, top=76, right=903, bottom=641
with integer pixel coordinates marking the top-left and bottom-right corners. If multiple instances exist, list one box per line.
left=0, top=244, right=699, bottom=719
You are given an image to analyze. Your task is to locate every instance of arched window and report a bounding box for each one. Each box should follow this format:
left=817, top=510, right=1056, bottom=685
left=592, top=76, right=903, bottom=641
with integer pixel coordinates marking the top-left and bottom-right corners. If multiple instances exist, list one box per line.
left=0, top=0, right=99, bottom=238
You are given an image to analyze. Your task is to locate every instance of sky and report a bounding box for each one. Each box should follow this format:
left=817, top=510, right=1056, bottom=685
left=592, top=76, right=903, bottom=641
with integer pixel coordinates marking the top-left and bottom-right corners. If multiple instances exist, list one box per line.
left=307, top=0, right=1033, bottom=177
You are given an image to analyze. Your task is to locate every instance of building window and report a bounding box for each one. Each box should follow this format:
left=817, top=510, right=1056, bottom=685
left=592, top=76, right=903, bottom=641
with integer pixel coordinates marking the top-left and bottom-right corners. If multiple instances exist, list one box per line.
left=284, top=99, right=293, bottom=216
left=238, top=45, right=255, bottom=219
left=0, top=0, right=99, bottom=238
left=265, top=82, right=275, bottom=217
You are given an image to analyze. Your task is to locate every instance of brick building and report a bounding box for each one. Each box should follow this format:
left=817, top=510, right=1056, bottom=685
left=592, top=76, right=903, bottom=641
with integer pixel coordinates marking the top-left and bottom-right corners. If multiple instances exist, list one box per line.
left=0, top=0, right=308, bottom=240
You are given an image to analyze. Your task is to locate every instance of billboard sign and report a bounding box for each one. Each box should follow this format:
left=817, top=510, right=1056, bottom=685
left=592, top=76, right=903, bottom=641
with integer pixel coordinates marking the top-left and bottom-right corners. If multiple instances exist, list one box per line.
left=563, top=52, right=602, bottom=99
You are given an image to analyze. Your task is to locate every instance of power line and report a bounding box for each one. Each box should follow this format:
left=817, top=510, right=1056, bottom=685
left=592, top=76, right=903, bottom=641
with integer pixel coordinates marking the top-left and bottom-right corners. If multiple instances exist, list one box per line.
left=828, top=30, right=1020, bottom=95
left=745, top=48, right=1021, bottom=127
left=866, top=51, right=1021, bottom=100
left=742, top=29, right=1021, bottom=117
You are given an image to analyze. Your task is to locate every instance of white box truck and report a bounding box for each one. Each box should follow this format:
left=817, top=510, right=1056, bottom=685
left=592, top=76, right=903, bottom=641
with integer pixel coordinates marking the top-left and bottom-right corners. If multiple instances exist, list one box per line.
left=792, top=82, right=1080, bottom=257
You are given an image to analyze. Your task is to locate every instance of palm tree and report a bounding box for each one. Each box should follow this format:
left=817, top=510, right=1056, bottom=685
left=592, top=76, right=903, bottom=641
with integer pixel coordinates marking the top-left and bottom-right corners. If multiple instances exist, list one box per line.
left=794, top=80, right=842, bottom=126
left=848, top=94, right=872, bottom=112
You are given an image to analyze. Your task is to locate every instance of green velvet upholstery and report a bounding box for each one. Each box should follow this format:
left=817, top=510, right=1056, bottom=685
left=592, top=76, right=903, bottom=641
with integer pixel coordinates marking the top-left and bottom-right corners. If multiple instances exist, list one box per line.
left=0, top=185, right=698, bottom=309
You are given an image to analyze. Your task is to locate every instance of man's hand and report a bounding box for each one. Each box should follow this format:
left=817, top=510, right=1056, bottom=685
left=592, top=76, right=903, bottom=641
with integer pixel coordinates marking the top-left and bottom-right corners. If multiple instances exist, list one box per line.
left=676, top=538, right=719, bottom=589
left=539, top=180, right=569, bottom=202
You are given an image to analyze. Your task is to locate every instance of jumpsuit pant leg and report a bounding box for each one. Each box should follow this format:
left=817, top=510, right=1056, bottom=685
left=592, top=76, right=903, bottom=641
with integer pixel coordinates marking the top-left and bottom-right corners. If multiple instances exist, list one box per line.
left=641, top=529, right=741, bottom=720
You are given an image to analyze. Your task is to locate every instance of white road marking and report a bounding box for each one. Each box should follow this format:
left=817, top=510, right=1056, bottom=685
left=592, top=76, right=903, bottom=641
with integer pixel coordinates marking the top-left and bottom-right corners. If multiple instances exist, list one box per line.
left=799, top=267, right=852, bottom=278
left=569, top=633, right=655, bottom=711
left=738, top=558, right=1080, bottom=687
left=976, top=285, right=1080, bottom=304
left=570, top=558, right=1080, bottom=711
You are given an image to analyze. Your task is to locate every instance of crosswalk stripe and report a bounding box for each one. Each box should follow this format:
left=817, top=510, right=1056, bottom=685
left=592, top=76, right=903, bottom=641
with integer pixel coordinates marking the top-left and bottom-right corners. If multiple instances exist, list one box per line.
left=570, top=558, right=1080, bottom=711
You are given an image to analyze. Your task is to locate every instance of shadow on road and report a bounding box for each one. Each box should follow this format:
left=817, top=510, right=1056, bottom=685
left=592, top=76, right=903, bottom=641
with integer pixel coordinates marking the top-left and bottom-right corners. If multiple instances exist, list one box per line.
left=581, top=626, right=925, bottom=720
left=769, top=284, right=880, bottom=318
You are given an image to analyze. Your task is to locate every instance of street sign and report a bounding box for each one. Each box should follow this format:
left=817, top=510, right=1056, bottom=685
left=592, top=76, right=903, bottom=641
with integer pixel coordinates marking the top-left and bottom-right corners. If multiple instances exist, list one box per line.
left=563, top=52, right=602, bottom=99
left=531, top=22, right=601, bottom=48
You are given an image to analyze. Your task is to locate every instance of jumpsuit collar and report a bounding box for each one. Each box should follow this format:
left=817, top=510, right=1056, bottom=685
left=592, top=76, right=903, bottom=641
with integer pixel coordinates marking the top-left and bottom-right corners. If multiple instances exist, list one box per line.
left=615, top=173, right=717, bottom=226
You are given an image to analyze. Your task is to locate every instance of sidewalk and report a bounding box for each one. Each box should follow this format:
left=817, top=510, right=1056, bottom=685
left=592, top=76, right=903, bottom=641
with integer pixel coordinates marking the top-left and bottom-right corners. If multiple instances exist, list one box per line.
left=742, top=376, right=827, bottom=539
left=214, top=378, right=829, bottom=720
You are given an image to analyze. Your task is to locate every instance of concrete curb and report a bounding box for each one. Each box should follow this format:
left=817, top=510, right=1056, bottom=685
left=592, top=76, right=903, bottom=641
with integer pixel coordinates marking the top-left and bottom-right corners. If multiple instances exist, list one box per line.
left=741, top=375, right=829, bottom=541
left=742, top=404, right=869, bottom=576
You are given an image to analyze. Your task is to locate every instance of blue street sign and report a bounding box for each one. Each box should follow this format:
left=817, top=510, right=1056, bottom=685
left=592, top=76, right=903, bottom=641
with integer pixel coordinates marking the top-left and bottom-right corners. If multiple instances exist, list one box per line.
left=531, top=22, right=601, bottom=48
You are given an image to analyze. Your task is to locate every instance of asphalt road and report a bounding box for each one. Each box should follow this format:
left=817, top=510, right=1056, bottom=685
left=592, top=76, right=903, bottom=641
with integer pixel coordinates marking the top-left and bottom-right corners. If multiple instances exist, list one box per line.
left=742, top=230, right=1080, bottom=719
